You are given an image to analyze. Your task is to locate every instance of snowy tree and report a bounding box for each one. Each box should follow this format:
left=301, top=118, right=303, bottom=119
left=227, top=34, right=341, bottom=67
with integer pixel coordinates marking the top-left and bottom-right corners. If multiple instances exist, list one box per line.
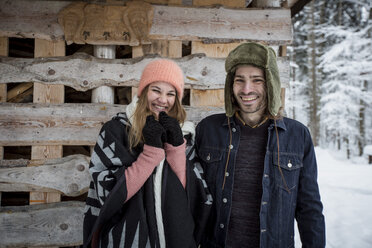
left=318, top=2, right=372, bottom=157
left=289, top=0, right=372, bottom=158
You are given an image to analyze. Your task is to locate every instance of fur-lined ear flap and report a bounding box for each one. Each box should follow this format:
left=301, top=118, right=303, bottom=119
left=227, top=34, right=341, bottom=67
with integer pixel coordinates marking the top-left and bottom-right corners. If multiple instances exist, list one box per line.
left=224, top=72, right=235, bottom=117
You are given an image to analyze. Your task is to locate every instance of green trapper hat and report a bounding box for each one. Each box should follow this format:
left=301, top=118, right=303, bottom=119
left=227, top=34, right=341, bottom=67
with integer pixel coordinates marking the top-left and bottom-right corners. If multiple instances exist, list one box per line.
left=224, top=42, right=281, bottom=117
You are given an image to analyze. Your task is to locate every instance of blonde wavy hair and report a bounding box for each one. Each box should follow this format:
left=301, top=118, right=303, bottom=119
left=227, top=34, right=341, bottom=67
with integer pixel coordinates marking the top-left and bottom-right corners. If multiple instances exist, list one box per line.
left=128, top=86, right=186, bottom=149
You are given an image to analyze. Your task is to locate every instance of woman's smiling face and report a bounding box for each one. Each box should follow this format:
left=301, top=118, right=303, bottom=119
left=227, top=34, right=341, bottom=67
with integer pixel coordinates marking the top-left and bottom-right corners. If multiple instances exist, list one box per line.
left=146, top=81, right=176, bottom=118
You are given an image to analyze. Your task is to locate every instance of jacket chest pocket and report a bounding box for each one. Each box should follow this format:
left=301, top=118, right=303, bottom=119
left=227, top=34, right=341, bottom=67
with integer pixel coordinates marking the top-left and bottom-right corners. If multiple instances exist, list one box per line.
left=198, top=149, right=224, bottom=192
left=272, top=152, right=303, bottom=191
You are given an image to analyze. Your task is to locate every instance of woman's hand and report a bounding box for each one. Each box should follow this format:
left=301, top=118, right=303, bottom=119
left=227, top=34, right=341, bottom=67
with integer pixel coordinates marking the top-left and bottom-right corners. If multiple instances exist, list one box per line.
left=142, top=115, right=166, bottom=148
left=159, top=112, right=184, bottom=146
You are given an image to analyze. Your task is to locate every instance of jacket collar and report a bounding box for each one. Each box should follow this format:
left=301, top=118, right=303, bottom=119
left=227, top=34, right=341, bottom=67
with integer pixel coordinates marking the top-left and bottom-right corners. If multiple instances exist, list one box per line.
left=269, top=118, right=287, bottom=131
left=222, top=114, right=287, bottom=131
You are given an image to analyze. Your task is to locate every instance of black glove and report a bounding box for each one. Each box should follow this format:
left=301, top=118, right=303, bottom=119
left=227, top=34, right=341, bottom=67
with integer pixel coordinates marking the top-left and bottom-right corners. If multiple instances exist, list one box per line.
left=159, top=111, right=184, bottom=146
left=142, top=115, right=166, bottom=148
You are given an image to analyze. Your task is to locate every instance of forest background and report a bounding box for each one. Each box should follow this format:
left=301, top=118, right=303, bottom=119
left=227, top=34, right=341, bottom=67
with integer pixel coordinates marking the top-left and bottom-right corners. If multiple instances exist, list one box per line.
left=287, top=0, right=372, bottom=159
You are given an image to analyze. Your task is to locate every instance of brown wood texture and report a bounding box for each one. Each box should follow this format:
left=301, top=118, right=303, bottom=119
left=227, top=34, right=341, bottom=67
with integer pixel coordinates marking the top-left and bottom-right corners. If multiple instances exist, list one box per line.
left=0, top=37, right=8, bottom=206
left=0, top=1, right=292, bottom=44
left=150, top=5, right=291, bottom=44
left=0, top=37, right=8, bottom=160
left=0, top=103, right=223, bottom=146
left=190, top=37, right=242, bottom=107
left=0, top=53, right=290, bottom=90
left=0, top=155, right=90, bottom=196
left=132, top=40, right=182, bottom=58
left=30, top=39, right=65, bottom=206
left=0, top=201, right=85, bottom=247
left=7, top=82, right=33, bottom=101
left=193, top=0, right=245, bottom=7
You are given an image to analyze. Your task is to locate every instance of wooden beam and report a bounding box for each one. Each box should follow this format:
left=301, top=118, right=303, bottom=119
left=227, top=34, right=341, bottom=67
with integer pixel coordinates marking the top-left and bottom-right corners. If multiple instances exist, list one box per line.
left=7, top=82, right=33, bottom=101
left=190, top=89, right=225, bottom=107
left=0, top=155, right=90, bottom=196
left=151, top=5, right=291, bottom=44
left=190, top=37, right=242, bottom=107
left=0, top=103, right=223, bottom=146
left=0, top=53, right=290, bottom=90
left=132, top=40, right=182, bottom=58
left=145, top=0, right=182, bottom=4
left=0, top=201, right=85, bottom=247
left=0, top=37, right=8, bottom=206
left=192, top=0, right=246, bottom=7
left=31, top=39, right=65, bottom=206
left=191, top=42, right=241, bottom=58
left=251, top=0, right=281, bottom=7
left=0, top=1, right=292, bottom=45
left=7, top=87, right=33, bottom=103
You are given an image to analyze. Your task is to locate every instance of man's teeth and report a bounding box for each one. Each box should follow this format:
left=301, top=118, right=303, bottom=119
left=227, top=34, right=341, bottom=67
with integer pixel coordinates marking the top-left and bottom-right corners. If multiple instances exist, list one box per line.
left=241, top=96, right=257, bottom=101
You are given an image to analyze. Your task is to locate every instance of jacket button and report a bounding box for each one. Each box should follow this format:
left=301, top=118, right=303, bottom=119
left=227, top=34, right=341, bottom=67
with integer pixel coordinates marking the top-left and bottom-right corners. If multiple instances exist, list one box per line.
left=229, top=144, right=234, bottom=149
left=220, top=224, right=225, bottom=229
left=232, top=128, right=236, bottom=132
left=223, top=198, right=227, bottom=203
left=206, top=154, right=211, bottom=161
left=225, top=172, right=229, bottom=177
left=287, top=161, right=292, bottom=168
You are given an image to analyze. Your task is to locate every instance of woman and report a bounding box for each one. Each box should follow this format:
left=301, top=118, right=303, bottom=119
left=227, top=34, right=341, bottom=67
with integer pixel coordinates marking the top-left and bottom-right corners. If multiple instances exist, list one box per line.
left=83, top=59, right=211, bottom=248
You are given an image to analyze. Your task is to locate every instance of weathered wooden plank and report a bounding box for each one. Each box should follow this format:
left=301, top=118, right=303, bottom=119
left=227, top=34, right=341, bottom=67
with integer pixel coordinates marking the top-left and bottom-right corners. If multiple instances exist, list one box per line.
left=0, top=103, right=223, bottom=146
left=190, top=89, right=225, bottom=107
left=0, top=155, right=90, bottom=196
left=0, top=0, right=70, bottom=41
left=192, top=0, right=245, bottom=7
left=0, top=158, right=29, bottom=168
left=0, top=53, right=290, bottom=90
left=152, top=5, right=291, bottom=44
left=0, top=201, right=84, bottom=247
left=132, top=40, right=182, bottom=58
left=251, top=0, right=281, bottom=7
left=190, top=38, right=240, bottom=107
left=30, top=39, right=65, bottom=206
left=0, top=36, right=9, bottom=205
left=191, top=42, right=242, bottom=58
left=0, top=1, right=292, bottom=44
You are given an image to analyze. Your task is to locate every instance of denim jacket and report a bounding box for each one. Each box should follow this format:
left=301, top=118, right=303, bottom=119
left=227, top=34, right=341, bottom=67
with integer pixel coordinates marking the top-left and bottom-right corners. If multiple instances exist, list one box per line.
left=195, top=114, right=325, bottom=248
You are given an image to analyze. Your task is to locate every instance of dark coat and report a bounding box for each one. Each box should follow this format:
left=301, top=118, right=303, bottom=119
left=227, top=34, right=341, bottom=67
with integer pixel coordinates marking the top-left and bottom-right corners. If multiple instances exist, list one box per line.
left=195, top=114, right=325, bottom=248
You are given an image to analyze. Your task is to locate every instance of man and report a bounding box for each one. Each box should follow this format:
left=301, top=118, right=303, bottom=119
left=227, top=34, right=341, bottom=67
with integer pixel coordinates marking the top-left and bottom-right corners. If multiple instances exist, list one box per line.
left=195, top=42, right=325, bottom=248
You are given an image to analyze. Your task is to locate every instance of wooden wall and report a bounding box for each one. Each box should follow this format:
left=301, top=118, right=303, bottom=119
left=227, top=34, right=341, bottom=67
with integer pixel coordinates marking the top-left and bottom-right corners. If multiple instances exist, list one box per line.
left=0, top=0, right=292, bottom=246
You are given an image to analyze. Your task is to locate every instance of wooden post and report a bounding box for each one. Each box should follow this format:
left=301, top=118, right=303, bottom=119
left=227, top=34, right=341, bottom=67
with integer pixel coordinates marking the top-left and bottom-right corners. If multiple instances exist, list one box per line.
left=0, top=37, right=9, bottom=206
left=251, top=0, right=281, bottom=7
left=192, top=0, right=245, bottom=7
left=132, top=40, right=182, bottom=58
left=31, top=39, right=65, bottom=205
left=91, top=45, right=116, bottom=155
left=190, top=43, right=242, bottom=107
left=92, top=45, right=115, bottom=104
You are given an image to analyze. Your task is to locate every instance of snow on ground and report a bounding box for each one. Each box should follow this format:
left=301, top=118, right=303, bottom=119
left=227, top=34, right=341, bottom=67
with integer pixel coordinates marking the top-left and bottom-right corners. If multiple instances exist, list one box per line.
left=295, top=147, right=372, bottom=248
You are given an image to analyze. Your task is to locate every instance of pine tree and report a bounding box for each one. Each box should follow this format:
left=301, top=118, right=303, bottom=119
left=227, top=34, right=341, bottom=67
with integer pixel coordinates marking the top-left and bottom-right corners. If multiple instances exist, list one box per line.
left=289, top=0, right=372, bottom=158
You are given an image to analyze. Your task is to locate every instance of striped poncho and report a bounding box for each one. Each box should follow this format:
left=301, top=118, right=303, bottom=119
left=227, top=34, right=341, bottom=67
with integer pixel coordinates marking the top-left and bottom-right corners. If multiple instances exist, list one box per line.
left=83, top=100, right=212, bottom=248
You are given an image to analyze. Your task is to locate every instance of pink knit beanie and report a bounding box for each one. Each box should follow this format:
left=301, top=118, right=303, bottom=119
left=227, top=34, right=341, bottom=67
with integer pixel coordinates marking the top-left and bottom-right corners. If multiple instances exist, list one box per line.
left=138, top=59, right=184, bottom=99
